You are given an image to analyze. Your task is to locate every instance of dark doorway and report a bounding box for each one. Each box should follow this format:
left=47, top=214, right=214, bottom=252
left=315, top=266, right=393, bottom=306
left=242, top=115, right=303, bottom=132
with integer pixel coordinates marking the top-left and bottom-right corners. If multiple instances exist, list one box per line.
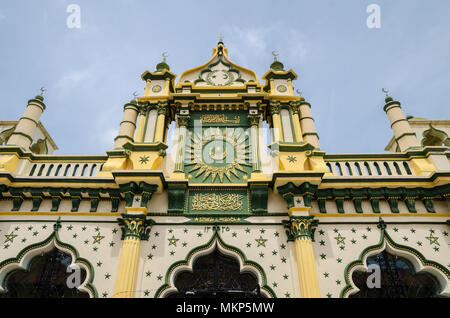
left=350, top=249, right=443, bottom=298
left=0, top=247, right=89, bottom=298
left=167, top=249, right=263, bottom=298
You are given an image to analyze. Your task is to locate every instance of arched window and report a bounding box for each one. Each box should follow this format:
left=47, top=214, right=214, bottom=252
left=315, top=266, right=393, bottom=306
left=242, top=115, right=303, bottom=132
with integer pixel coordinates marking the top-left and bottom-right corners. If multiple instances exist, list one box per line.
left=167, top=249, right=262, bottom=298
left=89, top=164, right=97, bottom=177
left=326, top=163, right=332, bottom=173
left=72, top=164, right=79, bottom=177
left=335, top=163, right=343, bottom=176
left=350, top=250, right=442, bottom=298
left=37, top=165, right=45, bottom=177
left=63, top=165, right=71, bottom=177
left=403, top=162, right=412, bottom=175
left=55, top=164, right=62, bottom=176
left=46, top=164, right=54, bottom=176
left=393, top=162, right=402, bottom=175
left=81, top=164, right=88, bottom=177
left=364, top=162, right=372, bottom=176
left=354, top=163, right=362, bottom=176
left=374, top=162, right=382, bottom=176
left=0, top=248, right=89, bottom=298
left=345, top=163, right=353, bottom=176
left=383, top=162, right=392, bottom=176
left=29, top=164, right=37, bottom=176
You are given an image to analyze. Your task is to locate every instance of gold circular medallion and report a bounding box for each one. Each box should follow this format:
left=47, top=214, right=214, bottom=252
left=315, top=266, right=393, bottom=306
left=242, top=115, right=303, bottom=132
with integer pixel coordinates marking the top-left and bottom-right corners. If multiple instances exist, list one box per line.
left=276, top=85, right=287, bottom=93
left=152, top=85, right=162, bottom=93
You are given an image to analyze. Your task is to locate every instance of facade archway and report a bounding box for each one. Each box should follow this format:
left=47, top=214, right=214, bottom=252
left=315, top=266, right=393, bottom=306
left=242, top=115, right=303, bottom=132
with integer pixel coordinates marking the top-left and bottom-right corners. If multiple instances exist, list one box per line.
left=155, top=232, right=275, bottom=298
left=0, top=222, right=97, bottom=298
left=341, top=226, right=449, bottom=298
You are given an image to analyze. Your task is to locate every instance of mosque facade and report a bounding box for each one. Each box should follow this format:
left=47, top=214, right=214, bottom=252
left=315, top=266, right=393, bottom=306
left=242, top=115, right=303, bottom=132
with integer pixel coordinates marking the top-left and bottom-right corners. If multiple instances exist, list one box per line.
left=0, top=42, right=448, bottom=298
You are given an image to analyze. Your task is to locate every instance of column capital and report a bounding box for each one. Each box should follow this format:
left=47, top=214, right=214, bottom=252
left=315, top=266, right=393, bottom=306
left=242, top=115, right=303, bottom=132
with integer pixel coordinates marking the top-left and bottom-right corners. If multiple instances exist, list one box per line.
left=247, top=114, right=260, bottom=127
left=157, top=101, right=168, bottom=115
left=283, top=214, right=318, bottom=242
left=269, top=101, right=281, bottom=114
left=177, top=114, right=190, bottom=127
left=289, top=101, right=300, bottom=114
left=117, top=213, right=155, bottom=241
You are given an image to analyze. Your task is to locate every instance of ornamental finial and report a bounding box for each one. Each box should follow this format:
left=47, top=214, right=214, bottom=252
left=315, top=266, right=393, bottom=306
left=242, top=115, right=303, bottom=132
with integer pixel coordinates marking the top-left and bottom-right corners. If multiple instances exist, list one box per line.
left=382, top=88, right=389, bottom=97
left=40, top=87, right=46, bottom=95
left=162, top=52, right=168, bottom=62
left=272, top=50, right=279, bottom=61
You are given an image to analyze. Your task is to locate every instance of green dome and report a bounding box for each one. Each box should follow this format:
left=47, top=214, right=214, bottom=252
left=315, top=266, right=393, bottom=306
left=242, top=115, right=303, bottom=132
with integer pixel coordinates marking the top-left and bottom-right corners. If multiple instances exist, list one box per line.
left=156, top=61, right=170, bottom=72
left=385, top=96, right=393, bottom=103
left=300, top=97, right=305, bottom=102
left=34, top=94, right=44, bottom=102
left=129, top=99, right=138, bottom=105
left=270, top=60, right=284, bottom=71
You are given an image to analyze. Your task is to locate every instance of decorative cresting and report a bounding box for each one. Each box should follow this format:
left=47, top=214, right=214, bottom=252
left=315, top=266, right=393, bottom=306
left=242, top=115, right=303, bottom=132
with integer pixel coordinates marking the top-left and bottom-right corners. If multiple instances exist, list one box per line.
left=117, top=213, right=155, bottom=241
left=0, top=218, right=97, bottom=297
left=341, top=218, right=450, bottom=298
left=277, top=181, right=450, bottom=214
left=194, top=53, right=246, bottom=86
left=113, top=214, right=155, bottom=298
left=283, top=215, right=318, bottom=241
left=155, top=228, right=276, bottom=298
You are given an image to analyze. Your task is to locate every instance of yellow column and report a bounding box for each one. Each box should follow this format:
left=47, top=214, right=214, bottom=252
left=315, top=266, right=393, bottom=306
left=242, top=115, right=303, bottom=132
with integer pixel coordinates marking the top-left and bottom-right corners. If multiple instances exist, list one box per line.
left=290, top=101, right=303, bottom=142
left=114, top=212, right=154, bottom=298
left=270, top=101, right=283, bottom=143
left=135, top=106, right=148, bottom=143
left=285, top=208, right=321, bottom=298
left=154, top=101, right=167, bottom=143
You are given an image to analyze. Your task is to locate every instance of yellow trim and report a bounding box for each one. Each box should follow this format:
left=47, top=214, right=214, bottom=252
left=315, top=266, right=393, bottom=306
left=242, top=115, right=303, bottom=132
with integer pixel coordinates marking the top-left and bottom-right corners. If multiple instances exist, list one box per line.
left=113, top=237, right=141, bottom=298
left=0, top=211, right=121, bottom=216
left=294, top=238, right=321, bottom=298
left=135, top=113, right=147, bottom=143
left=311, top=213, right=450, bottom=218
left=125, top=206, right=147, bottom=214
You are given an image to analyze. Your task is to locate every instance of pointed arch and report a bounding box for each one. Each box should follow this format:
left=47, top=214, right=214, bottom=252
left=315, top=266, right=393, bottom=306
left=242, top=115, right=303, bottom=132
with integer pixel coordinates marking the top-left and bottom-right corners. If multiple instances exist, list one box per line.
left=340, top=226, right=449, bottom=298
left=0, top=222, right=97, bottom=298
left=154, top=231, right=276, bottom=298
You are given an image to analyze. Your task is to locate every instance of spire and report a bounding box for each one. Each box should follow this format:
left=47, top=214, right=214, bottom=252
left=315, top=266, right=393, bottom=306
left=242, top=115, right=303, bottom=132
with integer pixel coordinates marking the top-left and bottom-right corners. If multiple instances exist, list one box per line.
left=270, top=51, right=284, bottom=71
left=156, top=52, right=170, bottom=72
left=382, top=88, right=393, bottom=103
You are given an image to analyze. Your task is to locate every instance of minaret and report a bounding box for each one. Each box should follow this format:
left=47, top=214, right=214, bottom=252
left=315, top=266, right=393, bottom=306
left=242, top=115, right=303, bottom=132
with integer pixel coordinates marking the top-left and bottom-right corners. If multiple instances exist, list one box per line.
left=113, top=99, right=139, bottom=149
left=383, top=94, right=420, bottom=152
left=7, top=92, right=46, bottom=150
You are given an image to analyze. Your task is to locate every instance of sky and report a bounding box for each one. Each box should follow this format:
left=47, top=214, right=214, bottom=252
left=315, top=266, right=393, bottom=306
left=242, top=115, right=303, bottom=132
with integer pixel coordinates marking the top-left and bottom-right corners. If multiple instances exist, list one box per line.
left=0, top=0, right=449, bottom=155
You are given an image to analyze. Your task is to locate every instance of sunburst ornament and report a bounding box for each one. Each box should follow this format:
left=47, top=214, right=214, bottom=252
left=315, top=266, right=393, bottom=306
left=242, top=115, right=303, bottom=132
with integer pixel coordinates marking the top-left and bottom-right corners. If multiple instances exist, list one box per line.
left=185, top=127, right=251, bottom=182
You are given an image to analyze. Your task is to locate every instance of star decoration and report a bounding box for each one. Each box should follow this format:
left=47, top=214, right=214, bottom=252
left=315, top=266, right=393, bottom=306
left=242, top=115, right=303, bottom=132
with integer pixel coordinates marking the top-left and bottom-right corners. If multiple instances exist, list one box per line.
left=260, top=229, right=266, bottom=234
left=32, top=231, right=38, bottom=236
left=362, top=234, right=368, bottom=240
left=319, top=230, right=325, bottom=235
left=433, top=247, right=439, bottom=252
left=287, top=155, right=297, bottom=163
left=182, top=242, right=187, bottom=247
left=183, top=228, right=188, bottom=233
left=285, top=292, right=291, bottom=298
left=351, top=239, right=356, bottom=244
left=154, top=232, right=160, bottom=237
left=27, top=226, right=33, bottom=231
left=67, top=225, right=73, bottom=231
left=366, top=227, right=372, bottom=232
left=168, top=229, right=173, bottom=234
left=168, top=235, right=179, bottom=247
left=92, top=233, right=105, bottom=244
left=334, top=233, right=346, bottom=245
left=84, top=239, right=89, bottom=244
left=337, top=258, right=342, bottom=263
left=351, top=228, right=356, bottom=233
left=81, top=226, right=87, bottom=231
left=280, top=244, right=286, bottom=249
left=410, top=228, right=416, bottom=233
left=336, top=280, right=341, bottom=285
left=146, top=271, right=151, bottom=277
left=112, top=228, right=118, bottom=234
left=281, top=257, right=287, bottom=263
left=197, top=232, right=202, bottom=237
left=73, top=234, right=78, bottom=239
left=4, top=233, right=18, bottom=243
left=21, top=238, right=27, bottom=243
left=393, top=227, right=399, bottom=232
left=232, top=232, right=237, bottom=237
left=102, top=292, right=108, bottom=298
left=95, top=227, right=100, bottom=232
left=105, top=273, right=111, bottom=279
left=139, top=155, right=149, bottom=165
left=274, top=232, right=280, bottom=237
left=157, top=274, right=163, bottom=281
left=169, top=251, right=175, bottom=256
left=319, top=240, right=325, bottom=246
left=93, top=246, right=98, bottom=252
left=283, top=274, right=289, bottom=280
left=443, top=231, right=448, bottom=237
left=323, top=272, right=329, bottom=278
left=272, top=282, right=278, bottom=288
left=246, top=242, right=252, bottom=248
left=272, top=250, right=278, bottom=256
left=326, top=293, right=332, bottom=298
left=417, top=241, right=422, bottom=246
left=14, top=227, right=19, bottom=231
left=109, top=241, right=115, bottom=247
left=144, top=290, right=150, bottom=296
left=425, top=232, right=439, bottom=246
left=255, top=236, right=267, bottom=247
left=320, top=253, right=327, bottom=260
left=147, top=254, right=153, bottom=260
left=270, top=265, right=276, bottom=271
left=245, top=228, right=251, bottom=234
left=259, top=252, right=264, bottom=258
left=402, top=236, right=408, bottom=241
left=42, top=225, right=47, bottom=229
left=97, top=261, right=103, bottom=267
left=152, top=244, right=157, bottom=250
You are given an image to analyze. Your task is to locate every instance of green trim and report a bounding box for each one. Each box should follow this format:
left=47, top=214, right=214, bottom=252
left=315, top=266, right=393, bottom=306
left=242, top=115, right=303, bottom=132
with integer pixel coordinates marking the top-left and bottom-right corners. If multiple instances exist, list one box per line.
left=340, top=220, right=450, bottom=298
left=395, top=132, right=417, bottom=142
left=19, top=116, right=38, bottom=126
left=0, top=219, right=98, bottom=297
left=9, top=131, right=33, bottom=143
left=113, top=135, right=134, bottom=142
left=122, top=141, right=168, bottom=152
left=299, top=116, right=315, bottom=122
left=390, top=118, right=408, bottom=128
left=120, top=120, right=136, bottom=127
left=383, top=100, right=401, bottom=112
left=154, top=230, right=276, bottom=298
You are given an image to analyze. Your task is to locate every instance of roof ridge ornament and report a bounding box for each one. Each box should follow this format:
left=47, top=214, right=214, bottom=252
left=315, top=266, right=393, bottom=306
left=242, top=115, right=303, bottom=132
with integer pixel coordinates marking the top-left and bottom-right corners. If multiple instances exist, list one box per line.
left=382, top=88, right=393, bottom=103
left=270, top=51, right=284, bottom=71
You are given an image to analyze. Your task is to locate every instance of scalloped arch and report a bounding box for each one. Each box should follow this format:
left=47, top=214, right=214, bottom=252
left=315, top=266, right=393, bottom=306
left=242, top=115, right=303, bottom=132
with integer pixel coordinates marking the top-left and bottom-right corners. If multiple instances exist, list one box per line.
left=154, top=231, right=276, bottom=298
left=0, top=226, right=98, bottom=297
left=340, top=229, right=450, bottom=298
